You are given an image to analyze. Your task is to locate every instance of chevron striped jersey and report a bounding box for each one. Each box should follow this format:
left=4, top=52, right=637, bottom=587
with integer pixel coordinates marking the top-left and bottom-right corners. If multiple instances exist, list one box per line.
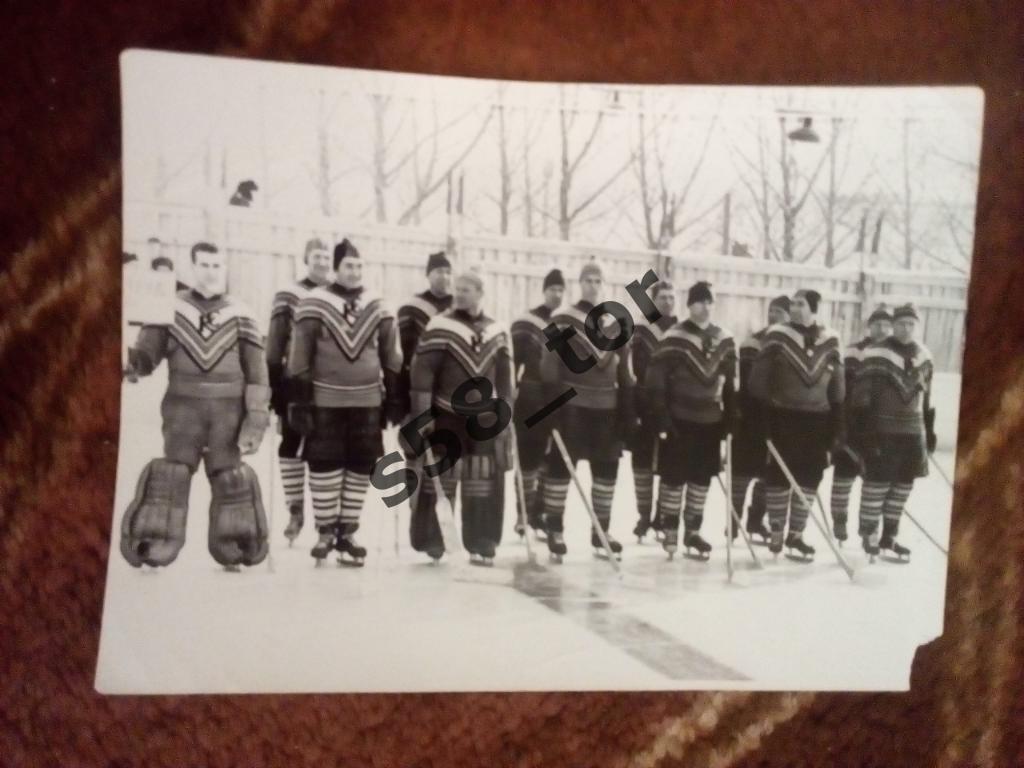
left=130, top=289, right=267, bottom=398
left=539, top=300, right=636, bottom=410
left=646, top=320, right=736, bottom=425
left=630, top=314, right=677, bottom=390
left=398, top=291, right=453, bottom=371
left=266, top=277, right=324, bottom=371
left=287, top=284, right=401, bottom=408
left=410, top=309, right=512, bottom=415
left=855, top=337, right=933, bottom=435
left=748, top=322, right=845, bottom=413
left=511, top=304, right=554, bottom=391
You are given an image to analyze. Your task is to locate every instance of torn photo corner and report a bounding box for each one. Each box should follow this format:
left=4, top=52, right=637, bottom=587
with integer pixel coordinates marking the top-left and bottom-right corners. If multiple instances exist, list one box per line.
left=98, top=48, right=982, bottom=694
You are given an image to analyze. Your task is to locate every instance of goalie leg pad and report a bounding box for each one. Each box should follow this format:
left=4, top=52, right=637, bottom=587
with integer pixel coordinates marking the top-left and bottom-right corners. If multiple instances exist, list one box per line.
left=120, top=458, right=192, bottom=568
left=208, top=462, right=269, bottom=567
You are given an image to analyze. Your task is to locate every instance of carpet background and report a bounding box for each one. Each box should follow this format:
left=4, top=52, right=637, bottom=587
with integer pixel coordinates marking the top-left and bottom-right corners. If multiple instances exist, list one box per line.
left=1, top=2, right=1022, bottom=766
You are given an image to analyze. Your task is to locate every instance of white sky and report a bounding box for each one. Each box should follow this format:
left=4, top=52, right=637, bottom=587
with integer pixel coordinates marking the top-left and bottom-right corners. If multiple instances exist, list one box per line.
left=122, top=50, right=984, bottom=271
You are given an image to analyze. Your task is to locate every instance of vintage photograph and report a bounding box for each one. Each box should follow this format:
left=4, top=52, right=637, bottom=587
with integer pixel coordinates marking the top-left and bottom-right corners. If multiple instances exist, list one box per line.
left=97, top=50, right=982, bottom=693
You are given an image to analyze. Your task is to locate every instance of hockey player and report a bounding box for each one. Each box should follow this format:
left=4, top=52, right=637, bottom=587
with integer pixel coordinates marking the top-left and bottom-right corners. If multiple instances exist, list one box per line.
left=829, top=304, right=893, bottom=543
left=286, top=239, right=404, bottom=566
left=266, top=237, right=333, bottom=543
left=120, top=241, right=271, bottom=571
left=749, top=288, right=845, bottom=560
left=730, top=295, right=791, bottom=544
left=407, top=271, right=513, bottom=564
left=540, top=262, right=638, bottom=561
left=852, top=303, right=935, bottom=561
left=627, top=280, right=678, bottom=542
left=646, top=281, right=736, bottom=560
left=510, top=268, right=565, bottom=538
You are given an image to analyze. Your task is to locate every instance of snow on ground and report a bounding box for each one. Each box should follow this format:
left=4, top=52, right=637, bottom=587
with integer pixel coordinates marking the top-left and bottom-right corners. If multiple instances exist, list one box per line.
left=96, top=373, right=955, bottom=693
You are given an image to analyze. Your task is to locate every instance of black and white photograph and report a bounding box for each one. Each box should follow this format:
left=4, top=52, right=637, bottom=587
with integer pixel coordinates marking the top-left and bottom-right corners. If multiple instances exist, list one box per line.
left=98, top=49, right=982, bottom=693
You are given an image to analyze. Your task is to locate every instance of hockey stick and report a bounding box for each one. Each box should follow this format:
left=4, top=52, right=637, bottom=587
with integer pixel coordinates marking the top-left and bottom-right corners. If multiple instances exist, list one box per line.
left=766, top=440, right=855, bottom=581
left=929, top=453, right=954, bottom=490
left=551, top=429, right=653, bottom=591
left=510, top=436, right=541, bottom=568
left=714, top=475, right=763, bottom=569
left=813, top=492, right=837, bottom=547
left=422, top=445, right=465, bottom=557
left=725, top=435, right=734, bottom=582
left=902, top=508, right=949, bottom=557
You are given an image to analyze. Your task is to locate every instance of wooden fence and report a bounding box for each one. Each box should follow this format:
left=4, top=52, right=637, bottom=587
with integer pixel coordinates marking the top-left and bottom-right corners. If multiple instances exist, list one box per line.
left=123, top=201, right=968, bottom=371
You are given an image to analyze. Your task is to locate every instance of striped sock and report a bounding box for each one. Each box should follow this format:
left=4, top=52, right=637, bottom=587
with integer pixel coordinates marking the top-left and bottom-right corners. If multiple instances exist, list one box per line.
left=683, top=483, right=709, bottom=533
left=731, top=475, right=751, bottom=523
left=338, top=470, right=370, bottom=534
left=656, top=484, right=683, bottom=527
left=592, top=476, right=616, bottom=530
left=310, top=468, right=343, bottom=530
left=858, top=481, right=888, bottom=536
left=790, top=486, right=816, bottom=534
left=750, top=480, right=767, bottom=524
left=633, top=466, right=654, bottom=523
left=882, top=481, right=913, bottom=537
left=830, top=476, right=855, bottom=525
left=279, top=457, right=306, bottom=508
left=766, top=486, right=791, bottom=533
left=543, top=478, right=569, bottom=531
left=519, top=467, right=539, bottom=516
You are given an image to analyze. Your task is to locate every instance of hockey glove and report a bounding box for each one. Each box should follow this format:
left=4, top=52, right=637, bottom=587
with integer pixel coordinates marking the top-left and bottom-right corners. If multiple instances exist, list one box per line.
left=494, top=428, right=514, bottom=472
left=238, top=385, right=271, bottom=455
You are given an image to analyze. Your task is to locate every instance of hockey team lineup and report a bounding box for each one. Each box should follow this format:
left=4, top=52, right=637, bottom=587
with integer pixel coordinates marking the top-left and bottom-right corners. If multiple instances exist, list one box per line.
left=119, top=236, right=951, bottom=583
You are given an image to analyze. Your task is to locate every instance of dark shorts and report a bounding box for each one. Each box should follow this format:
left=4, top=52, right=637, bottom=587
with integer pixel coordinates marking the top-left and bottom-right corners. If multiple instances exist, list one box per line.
left=545, top=405, right=622, bottom=480
left=660, top=419, right=722, bottom=486
left=278, top=415, right=304, bottom=458
left=863, top=432, right=927, bottom=484
left=730, top=418, right=767, bottom=478
left=628, top=413, right=661, bottom=468
left=161, top=393, right=244, bottom=475
left=832, top=444, right=862, bottom=480
left=764, top=408, right=831, bottom=490
left=304, top=406, right=383, bottom=473
left=514, top=389, right=551, bottom=472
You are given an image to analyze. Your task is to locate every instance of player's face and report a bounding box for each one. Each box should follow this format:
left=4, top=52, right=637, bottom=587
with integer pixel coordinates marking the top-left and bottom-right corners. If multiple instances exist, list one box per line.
left=767, top=306, right=789, bottom=325
left=894, top=317, right=916, bottom=343
left=543, top=285, right=564, bottom=310
left=580, top=274, right=602, bottom=304
left=688, top=300, right=711, bottom=324
left=653, top=289, right=675, bottom=319
left=193, top=251, right=226, bottom=294
left=790, top=297, right=811, bottom=324
left=454, top=278, right=482, bottom=312
left=336, top=256, right=362, bottom=288
left=869, top=319, right=893, bottom=343
left=306, top=248, right=332, bottom=281
left=428, top=266, right=452, bottom=295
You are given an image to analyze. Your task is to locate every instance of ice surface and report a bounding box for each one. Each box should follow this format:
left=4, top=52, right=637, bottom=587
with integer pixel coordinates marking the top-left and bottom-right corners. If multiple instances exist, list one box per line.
left=96, top=373, right=955, bottom=693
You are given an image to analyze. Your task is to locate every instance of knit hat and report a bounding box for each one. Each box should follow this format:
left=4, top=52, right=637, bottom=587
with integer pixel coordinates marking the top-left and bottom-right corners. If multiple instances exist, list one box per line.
left=769, top=295, right=791, bottom=313
left=579, top=262, right=604, bottom=282
left=892, top=303, right=919, bottom=322
left=794, top=288, right=822, bottom=314
left=333, top=239, right=360, bottom=270
left=687, top=280, right=714, bottom=306
left=543, top=269, right=565, bottom=290
left=867, top=304, right=893, bottom=324
left=426, top=250, right=452, bottom=275
left=151, top=256, right=175, bottom=271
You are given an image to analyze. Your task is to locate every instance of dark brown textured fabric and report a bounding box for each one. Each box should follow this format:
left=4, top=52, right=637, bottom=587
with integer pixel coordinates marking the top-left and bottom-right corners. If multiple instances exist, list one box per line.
left=1, top=2, right=1022, bottom=766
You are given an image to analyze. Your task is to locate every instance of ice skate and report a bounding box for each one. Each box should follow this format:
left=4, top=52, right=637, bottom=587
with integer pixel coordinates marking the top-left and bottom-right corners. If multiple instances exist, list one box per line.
left=832, top=515, right=848, bottom=546
left=426, top=544, right=445, bottom=563
left=861, top=532, right=880, bottom=563
left=633, top=516, right=653, bottom=543
left=682, top=531, right=712, bottom=561
left=769, top=529, right=784, bottom=558
left=879, top=535, right=910, bottom=563
left=469, top=539, right=496, bottom=567
left=311, top=529, right=335, bottom=567
left=283, top=503, right=303, bottom=546
left=746, top=519, right=771, bottom=546
left=651, top=514, right=666, bottom=542
left=784, top=532, right=815, bottom=563
left=661, top=529, right=678, bottom=560
left=546, top=531, right=567, bottom=563
left=334, top=535, right=367, bottom=567
left=222, top=564, right=241, bottom=573
left=592, top=530, right=623, bottom=561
